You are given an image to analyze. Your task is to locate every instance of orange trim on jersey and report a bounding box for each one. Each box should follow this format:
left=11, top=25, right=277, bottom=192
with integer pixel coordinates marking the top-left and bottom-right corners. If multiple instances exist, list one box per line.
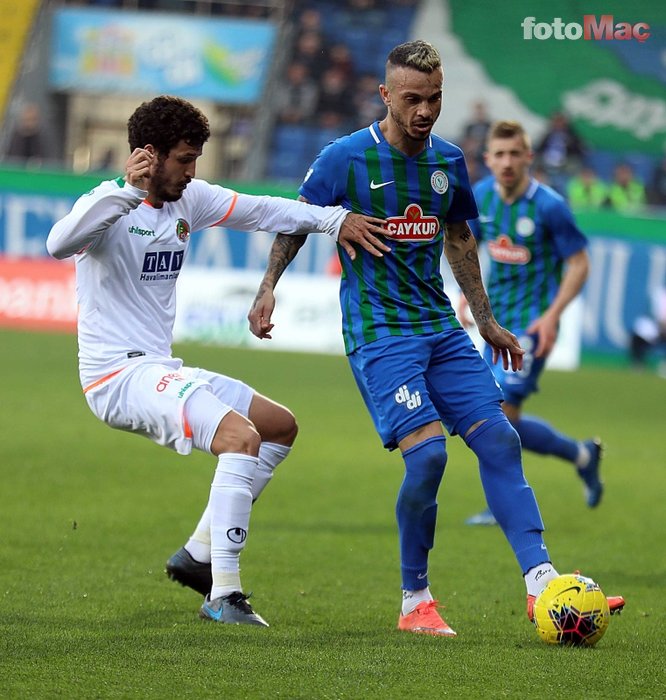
left=212, top=191, right=238, bottom=226
left=183, top=414, right=193, bottom=439
left=82, top=367, right=126, bottom=394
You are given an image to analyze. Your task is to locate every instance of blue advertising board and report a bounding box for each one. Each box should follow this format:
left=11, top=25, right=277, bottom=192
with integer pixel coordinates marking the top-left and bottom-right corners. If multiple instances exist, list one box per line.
left=0, top=169, right=664, bottom=358
left=50, top=8, right=276, bottom=103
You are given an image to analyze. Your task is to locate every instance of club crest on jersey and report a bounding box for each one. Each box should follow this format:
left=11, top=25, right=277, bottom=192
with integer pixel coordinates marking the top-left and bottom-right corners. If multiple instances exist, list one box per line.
left=430, top=170, right=449, bottom=194
left=488, top=234, right=531, bottom=264
left=515, top=216, right=535, bottom=237
left=175, top=218, right=190, bottom=242
left=385, top=204, right=440, bottom=241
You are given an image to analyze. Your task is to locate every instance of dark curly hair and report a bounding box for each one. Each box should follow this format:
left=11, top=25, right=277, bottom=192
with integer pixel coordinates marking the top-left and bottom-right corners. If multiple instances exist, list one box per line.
left=127, top=95, right=210, bottom=155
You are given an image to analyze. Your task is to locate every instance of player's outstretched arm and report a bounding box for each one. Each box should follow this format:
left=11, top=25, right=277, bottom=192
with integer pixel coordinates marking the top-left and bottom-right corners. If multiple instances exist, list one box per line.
left=444, top=220, right=524, bottom=371
left=248, top=233, right=307, bottom=339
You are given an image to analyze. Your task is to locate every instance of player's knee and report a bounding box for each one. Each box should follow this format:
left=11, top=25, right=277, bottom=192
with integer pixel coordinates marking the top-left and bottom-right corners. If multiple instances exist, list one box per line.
left=272, top=406, right=298, bottom=447
left=211, top=413, right=261, bottom=456
left=249, top=396, right=299, bottom=446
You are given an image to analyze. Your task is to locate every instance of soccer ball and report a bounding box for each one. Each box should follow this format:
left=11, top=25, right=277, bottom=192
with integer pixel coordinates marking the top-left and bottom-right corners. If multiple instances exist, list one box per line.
left=533, top=573, right=610, bottom=646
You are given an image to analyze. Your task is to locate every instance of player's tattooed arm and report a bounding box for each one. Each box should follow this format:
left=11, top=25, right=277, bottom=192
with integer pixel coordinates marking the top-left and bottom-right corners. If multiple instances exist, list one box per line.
left=445, top=220, right=524, bottom=371
left=444, top=221, right=493, bottom=326
left=248, top=233, right=307, bottom=339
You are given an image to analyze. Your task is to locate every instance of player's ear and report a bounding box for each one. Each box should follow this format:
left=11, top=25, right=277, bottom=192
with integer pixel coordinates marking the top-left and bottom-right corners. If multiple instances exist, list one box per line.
left=379, top=84, right=390, bottom=106
left=144, top=144, right=155, bottom=155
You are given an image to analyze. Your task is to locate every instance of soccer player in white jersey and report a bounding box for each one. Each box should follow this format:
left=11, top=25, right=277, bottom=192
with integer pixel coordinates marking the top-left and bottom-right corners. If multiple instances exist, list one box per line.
left=46, top=95, right=389, bottom=626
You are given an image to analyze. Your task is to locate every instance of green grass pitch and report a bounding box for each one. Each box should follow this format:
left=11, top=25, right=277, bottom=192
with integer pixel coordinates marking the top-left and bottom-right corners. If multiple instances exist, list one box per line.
left=1, top=328, right=664, bottom=698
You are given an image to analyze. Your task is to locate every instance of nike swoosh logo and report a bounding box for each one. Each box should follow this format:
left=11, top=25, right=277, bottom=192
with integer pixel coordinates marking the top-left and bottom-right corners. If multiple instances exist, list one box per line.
left=416, top=572, right=428, bottom=579
left=557, top=585, right=582, bottom=597
left=370, top=179, right=394, bottom=190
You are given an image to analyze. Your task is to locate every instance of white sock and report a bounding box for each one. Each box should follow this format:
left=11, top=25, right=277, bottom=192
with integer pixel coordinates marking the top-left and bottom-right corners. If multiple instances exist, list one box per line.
left=185, top=505, right=212, bottom=563
left=252, top=442, right=291, bottom=501
left=209, top=453, right=258, bottom=600
left=575, top=442, right=591, bottom=468
left=401, top=587, right=434, bottom=615
left=183, top=442, right=291, bottom=563
left=524, top=562, right=559, bottom=597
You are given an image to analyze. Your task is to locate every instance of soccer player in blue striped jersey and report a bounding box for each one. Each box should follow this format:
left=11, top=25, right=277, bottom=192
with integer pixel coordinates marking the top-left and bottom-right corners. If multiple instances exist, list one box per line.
left=462, top=121, right=604, bottom=528
left=249, top=41, right=624, bottom=635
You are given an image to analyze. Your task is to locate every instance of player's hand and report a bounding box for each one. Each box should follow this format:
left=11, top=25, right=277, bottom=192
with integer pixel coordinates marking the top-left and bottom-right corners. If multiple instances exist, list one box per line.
left=527, top=313, right=559, bottom=358
left=125, top=146, right=155, bottom=190
left=479, top=322, right=525, bottom=372
left=248, top=288, right=276, bottom=339
left=338, top=213, right=391, bottom=260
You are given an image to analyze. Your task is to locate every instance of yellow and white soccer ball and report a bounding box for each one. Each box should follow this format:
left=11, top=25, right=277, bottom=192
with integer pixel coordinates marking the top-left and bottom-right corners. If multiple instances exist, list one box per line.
left=534, top=573, right=610, bottom=646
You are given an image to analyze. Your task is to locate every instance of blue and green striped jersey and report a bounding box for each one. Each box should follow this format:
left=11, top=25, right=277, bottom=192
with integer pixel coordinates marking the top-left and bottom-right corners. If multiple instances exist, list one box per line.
left=299, top=121, right=478, bottom=354
left=470, top=176, right=588, bottom=334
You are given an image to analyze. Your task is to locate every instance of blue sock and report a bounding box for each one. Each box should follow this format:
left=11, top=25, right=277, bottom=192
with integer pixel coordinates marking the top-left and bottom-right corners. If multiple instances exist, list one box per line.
left=515, top=415, right=578, bottom=463
left=466, top=414, right=549, bottom=574
left=397, top=436, right=447, bottom=591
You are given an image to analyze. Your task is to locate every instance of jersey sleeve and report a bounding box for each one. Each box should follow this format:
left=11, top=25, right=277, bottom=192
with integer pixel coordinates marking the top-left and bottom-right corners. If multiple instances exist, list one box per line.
left=298, top=140, right=348, bottom=206
left=192, top=179, right=347, bottom=238
left=46, top=179, right=146, bottom=259
left=542, top=194, right=588, bottom=259
left=444, top=154, right=479, bottom=223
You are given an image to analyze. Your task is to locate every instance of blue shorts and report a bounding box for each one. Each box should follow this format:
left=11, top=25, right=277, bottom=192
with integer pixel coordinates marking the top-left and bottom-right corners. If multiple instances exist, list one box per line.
left=347, top=329, right=504, bottom=449
left=483, top=332, right=545, bottom=406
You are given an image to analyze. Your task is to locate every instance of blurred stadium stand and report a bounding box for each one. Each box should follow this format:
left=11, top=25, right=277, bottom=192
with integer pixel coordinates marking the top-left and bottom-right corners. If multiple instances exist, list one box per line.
left=0, top=0, right=664, bottom=206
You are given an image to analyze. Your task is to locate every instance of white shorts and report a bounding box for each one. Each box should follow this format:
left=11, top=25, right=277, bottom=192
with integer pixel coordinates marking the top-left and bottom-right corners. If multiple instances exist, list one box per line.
left=84, top=359, right=254, bottom=455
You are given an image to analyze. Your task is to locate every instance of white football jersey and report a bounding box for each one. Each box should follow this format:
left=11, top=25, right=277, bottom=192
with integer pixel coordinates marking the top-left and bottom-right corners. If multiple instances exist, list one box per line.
left=47, top=177, right=347, bottom=387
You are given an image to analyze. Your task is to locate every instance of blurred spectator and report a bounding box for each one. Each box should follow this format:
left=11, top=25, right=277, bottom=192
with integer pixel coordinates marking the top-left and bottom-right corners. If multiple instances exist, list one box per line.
left=315, top=67, right=355, bottom=129
left=629, top=285, right=666, bottom=376
left=295, top=7, right=324, bottom=37
left=606, top=163, right=646, bottom=212
left=460, top=101, right=491, bottom=170
left=275, top=61, right=319, bottom=125
left=352, top=73, right=385, bottom=130
left=567, top=166, right=608, bottom=210
left=6, top=103, right=47, bottom=164
left=535, top=112, right=586, bottom=194
left=293, top=31, right=331, bottom=80
left=647, top=153, right=666, bottom=207
left=460, top=137, right=486, bottom=185
left=531, top=165, right=551, bottom=187
left=328, top=43, right=356, bottom=82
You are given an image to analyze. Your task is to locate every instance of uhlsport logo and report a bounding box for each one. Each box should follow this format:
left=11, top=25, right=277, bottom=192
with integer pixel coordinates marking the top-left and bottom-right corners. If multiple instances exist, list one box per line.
left=395, top=384, right=422, bottom=410
left=522, top=15, right=650, bottom=42
left=385, top=204, right=440, bottom=242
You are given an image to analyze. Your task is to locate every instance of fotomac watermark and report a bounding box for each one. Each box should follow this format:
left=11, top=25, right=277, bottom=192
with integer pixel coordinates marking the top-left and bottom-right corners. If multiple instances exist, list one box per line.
left=521, top=16, right=650, bottom=42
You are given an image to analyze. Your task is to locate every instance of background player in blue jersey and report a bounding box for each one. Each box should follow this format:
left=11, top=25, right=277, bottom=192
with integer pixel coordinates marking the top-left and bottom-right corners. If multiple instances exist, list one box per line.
left=248, top=41, right=624, bottom=635
left=460, top=120, right=603, bottom=527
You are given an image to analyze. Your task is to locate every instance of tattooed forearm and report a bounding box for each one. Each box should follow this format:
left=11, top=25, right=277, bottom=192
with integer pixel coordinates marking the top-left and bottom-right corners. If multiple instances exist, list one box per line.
left=445, top=222, right=495, bottom=328
left=261, top=233, right=308, bottom=289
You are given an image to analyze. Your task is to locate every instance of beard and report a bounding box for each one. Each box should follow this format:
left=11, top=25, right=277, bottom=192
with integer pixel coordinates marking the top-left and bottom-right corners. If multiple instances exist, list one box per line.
left=389, top=106, right=430, bottom=142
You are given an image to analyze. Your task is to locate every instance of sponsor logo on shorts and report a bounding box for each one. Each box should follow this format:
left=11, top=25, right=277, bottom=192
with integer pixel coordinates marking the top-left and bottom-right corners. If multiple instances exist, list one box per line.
left=155, top=373, right=195, bottom=399
left=395, top=384, right=422, bottom=410
left=155, top=372, right=185, bottom=392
